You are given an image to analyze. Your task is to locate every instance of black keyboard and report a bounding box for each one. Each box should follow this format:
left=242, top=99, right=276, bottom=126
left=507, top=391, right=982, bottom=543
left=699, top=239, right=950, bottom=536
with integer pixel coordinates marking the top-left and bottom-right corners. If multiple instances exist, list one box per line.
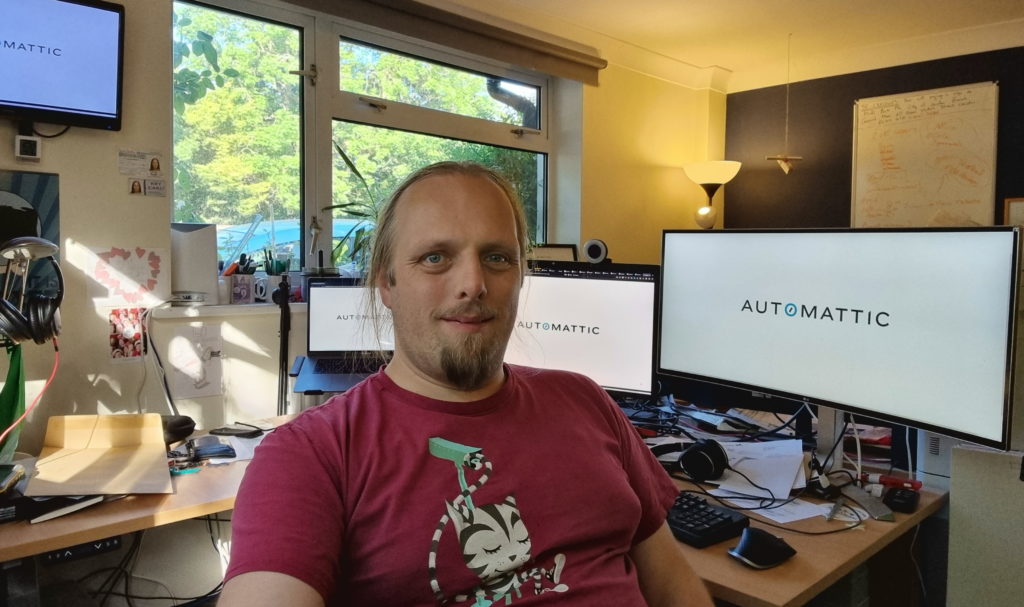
left=667, top=491, right=750, bottom=548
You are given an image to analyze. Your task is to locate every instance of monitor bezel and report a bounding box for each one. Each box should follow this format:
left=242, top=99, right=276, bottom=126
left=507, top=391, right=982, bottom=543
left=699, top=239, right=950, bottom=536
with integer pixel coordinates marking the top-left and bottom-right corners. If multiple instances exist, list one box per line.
left=657, top=226, right=1020, bottom=450
left=0, top=0, right=126, bottom=132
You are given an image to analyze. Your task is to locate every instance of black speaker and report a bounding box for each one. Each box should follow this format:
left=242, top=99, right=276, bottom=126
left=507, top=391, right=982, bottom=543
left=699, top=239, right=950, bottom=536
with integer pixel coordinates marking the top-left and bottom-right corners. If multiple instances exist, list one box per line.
left=583, top=239, right=608, bottom=263
left=678, top=439, right=729, bottom=481
left=0, top=237, right=64, bottom=345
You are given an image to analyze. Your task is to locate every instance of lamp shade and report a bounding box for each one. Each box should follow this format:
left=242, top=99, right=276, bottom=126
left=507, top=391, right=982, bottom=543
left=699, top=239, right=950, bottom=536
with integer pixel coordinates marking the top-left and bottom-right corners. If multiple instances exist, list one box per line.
left=683, top=160, right=742, bottom=186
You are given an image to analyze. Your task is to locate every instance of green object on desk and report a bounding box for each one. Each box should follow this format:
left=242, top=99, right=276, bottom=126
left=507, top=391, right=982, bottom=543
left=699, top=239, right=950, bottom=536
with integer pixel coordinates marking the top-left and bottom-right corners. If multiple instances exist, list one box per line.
left=0, top=344, right=26, bottom=462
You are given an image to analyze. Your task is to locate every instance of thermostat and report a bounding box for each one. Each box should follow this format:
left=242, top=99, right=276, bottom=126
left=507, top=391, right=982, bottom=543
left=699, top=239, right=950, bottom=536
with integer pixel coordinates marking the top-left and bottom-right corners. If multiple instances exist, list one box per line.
left=15, top=135, right=42, bottom=161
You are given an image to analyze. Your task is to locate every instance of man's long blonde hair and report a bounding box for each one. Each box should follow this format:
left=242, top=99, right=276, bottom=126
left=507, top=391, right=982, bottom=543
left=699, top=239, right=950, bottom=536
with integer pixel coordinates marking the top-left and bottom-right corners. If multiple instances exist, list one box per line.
left=364, top=161, right=529, bottom=350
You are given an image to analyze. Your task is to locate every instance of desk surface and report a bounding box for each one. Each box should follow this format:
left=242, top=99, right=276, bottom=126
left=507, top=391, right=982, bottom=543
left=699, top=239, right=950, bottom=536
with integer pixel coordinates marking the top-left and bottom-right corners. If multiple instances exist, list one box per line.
left=0, top=456, right=251, bottom=563
left=676, top=482, right=947, bottom=607
left=0, top=415, right=295, bottom=564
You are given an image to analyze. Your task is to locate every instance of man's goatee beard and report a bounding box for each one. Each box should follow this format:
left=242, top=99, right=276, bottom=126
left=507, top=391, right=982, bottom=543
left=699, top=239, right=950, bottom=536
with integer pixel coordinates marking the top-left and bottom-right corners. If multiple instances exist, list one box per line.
left=440, top=333, right=506, bottom=391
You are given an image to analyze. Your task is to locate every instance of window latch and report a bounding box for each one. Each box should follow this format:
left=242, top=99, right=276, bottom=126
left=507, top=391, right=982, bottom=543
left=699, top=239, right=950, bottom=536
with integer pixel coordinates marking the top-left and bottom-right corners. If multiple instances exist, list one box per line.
left=358, top=97, right=388, bottom=112
left=510, top=127, right=541, bottom=138
left=289, top=64, right=318, bottom=86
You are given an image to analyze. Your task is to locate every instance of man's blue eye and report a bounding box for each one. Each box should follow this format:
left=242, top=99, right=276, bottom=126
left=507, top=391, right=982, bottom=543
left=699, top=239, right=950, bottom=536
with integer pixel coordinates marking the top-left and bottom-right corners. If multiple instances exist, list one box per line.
left=424, top=253, right=443, bottom=264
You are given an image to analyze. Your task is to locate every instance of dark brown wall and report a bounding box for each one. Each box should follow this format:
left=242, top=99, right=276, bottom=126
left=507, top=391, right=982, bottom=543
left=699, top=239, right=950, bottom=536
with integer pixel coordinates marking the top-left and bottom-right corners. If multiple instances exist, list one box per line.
left=725, top=47, right=1024, bottom=228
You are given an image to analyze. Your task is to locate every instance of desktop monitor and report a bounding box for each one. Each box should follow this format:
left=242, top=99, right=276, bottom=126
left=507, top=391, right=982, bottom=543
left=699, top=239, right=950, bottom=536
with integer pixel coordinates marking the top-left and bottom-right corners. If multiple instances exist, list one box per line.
left=504, top=260, right=660, bottom=397
left=0, top=0, right=125, bottom=131
left=659, top=228, right=1020, bottom=450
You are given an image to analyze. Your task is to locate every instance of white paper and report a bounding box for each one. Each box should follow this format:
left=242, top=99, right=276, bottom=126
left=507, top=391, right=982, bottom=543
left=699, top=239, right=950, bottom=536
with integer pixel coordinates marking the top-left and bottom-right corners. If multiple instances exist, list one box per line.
left=168, top=325, right=224, bottom=398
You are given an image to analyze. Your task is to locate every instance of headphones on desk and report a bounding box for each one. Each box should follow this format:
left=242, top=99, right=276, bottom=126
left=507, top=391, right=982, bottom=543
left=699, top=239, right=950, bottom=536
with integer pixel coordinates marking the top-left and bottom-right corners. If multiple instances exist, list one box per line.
left=0, top=236, right=64, bottom=345
left=678, top=439, right=730, bottom=482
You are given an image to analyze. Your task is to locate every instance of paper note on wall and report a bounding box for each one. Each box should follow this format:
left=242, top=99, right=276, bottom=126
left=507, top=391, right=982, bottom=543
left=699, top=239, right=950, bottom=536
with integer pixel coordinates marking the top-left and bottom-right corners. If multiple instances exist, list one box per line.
left=168, top=325, right=223, bottom=399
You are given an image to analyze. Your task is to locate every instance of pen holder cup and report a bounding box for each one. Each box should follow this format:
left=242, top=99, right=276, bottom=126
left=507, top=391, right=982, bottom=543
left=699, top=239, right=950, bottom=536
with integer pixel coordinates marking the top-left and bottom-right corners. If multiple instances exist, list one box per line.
left=230, top=274, right=254, bottom=304
left=269, top=259, right=289, bottom=275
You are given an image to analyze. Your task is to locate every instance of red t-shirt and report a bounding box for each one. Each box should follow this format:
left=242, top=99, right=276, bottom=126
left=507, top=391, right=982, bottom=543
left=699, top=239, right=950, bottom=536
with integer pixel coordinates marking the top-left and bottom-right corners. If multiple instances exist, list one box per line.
left=226, top=365, right=678, bottom=605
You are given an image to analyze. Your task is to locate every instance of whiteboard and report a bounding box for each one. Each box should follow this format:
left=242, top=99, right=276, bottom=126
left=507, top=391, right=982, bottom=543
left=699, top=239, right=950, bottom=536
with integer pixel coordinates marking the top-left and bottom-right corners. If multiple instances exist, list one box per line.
left=852, top=82, right=998, bottom=227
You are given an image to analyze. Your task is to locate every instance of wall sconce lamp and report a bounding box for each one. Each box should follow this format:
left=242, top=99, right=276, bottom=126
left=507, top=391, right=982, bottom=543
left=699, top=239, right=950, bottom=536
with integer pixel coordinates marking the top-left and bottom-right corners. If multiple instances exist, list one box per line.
left=683, top=160, right=742, bottom=229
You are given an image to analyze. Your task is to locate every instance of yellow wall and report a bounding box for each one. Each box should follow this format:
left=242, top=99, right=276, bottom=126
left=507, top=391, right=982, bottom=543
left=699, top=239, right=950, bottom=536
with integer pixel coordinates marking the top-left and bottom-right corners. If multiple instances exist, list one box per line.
left=581, top=63, right=727, bottom=264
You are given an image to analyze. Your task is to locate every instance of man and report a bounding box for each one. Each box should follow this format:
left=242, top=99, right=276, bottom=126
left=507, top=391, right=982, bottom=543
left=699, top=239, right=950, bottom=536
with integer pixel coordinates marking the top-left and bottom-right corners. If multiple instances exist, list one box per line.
left=220, top=162, right=713, bottom=606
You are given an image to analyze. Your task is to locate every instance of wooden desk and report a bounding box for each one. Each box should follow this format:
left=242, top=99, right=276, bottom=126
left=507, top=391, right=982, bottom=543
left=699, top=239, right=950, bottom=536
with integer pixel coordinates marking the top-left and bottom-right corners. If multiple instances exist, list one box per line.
left=0, top=415, right=295, bottom=564
left=677, top=484, right=947, bottom=607
left=0, top=457, right=250, bottom=563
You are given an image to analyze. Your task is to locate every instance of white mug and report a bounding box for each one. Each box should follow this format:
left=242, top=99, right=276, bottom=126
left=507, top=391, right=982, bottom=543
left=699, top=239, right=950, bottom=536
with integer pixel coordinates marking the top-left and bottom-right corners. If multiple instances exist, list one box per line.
left=254, top=274, right=284, bottom=302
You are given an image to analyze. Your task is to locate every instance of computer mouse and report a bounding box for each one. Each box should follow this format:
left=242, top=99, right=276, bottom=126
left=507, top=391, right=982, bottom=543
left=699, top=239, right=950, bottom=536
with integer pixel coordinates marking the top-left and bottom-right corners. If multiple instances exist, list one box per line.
left=727, top=526, right=796, bottom=569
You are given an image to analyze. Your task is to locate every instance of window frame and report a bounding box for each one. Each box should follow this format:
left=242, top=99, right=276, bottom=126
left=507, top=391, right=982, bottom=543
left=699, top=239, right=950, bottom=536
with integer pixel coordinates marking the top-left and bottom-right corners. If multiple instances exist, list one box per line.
left=176, top=0, right=557, bottom=270
left=172, top=0, right=317, bottom=268
left=320, top=21, right=553, bottom=248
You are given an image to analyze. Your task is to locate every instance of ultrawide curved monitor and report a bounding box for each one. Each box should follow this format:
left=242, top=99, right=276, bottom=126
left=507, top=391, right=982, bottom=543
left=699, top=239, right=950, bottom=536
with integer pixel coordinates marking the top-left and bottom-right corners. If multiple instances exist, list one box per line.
left=659, top=228, right=1020, bottom=450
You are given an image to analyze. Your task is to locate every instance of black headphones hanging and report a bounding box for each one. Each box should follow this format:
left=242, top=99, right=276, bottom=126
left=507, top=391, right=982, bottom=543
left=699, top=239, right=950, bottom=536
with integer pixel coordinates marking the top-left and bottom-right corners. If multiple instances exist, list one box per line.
left=678, top=439, right=730, bottom=482
left=0, top=236, right=64, bottom=345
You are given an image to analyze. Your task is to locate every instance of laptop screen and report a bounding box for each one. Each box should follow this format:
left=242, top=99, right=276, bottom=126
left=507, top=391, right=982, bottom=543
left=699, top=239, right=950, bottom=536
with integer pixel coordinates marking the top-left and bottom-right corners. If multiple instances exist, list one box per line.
left=504, top=261, right=660, bottom=396
left=306, top=277, right=394, bottom=355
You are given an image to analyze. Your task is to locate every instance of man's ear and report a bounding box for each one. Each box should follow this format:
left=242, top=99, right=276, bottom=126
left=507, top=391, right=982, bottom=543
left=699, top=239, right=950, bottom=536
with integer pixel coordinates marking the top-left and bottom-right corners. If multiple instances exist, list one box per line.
left=376, top=274, right=394, bottom=308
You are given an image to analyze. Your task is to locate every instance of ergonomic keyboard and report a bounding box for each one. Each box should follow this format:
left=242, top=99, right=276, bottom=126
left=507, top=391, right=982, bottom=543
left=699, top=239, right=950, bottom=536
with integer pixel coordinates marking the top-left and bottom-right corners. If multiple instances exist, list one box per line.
left=667, top=491, right=750, bottom=548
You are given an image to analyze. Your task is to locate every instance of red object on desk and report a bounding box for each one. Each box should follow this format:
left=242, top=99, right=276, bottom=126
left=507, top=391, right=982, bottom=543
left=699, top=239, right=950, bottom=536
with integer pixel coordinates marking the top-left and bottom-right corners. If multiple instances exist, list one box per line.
left=860, top=473, right=922, bottom=490
left=222, top=261, right=239, bottom=276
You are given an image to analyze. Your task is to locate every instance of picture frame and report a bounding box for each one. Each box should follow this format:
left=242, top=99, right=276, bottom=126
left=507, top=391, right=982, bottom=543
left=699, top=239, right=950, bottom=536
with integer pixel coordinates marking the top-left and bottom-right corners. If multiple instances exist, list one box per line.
left=527, top=243, right=578, bottom=262
left=1003, top=198, right=1024, bottom=226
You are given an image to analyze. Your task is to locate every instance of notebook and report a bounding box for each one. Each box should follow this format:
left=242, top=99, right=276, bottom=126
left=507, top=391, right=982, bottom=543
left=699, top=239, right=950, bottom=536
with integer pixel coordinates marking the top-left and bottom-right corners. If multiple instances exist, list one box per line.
left=292, top=277, right=394, bottom=394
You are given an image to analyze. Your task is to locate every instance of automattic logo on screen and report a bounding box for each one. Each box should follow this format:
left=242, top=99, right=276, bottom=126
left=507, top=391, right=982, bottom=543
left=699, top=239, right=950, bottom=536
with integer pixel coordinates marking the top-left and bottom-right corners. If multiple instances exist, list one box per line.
left=517, top=319, right=601, bottom=335
left=1, top=39, right=63, bottom=57
left=740, top=299, right=890, bottom=327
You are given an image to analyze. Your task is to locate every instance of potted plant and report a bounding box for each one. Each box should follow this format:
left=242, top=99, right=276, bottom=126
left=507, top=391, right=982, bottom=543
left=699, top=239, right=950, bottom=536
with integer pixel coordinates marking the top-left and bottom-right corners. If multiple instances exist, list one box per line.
left=323, top=142, right=379, bottom=277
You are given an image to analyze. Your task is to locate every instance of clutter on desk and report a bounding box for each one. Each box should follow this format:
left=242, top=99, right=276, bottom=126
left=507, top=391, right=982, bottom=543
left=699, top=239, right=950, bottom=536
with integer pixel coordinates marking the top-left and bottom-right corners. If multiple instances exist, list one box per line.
left=0, top=455, right=115, bottom=524
left=168, top=434, right=236, bottom=464
left=1, top=493, right=105, bottom=524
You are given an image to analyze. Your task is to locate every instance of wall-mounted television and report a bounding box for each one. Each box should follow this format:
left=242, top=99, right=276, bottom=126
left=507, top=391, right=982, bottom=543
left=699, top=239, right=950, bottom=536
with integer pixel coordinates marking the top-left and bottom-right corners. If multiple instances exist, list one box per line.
left=0, top=0, right=125, bottom=131
left=659, top=228, right=1021, bottom=450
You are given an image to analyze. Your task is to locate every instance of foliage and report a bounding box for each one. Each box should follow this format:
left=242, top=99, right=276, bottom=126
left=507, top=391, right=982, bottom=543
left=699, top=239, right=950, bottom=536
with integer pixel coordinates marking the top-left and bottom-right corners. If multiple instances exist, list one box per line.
left=171, top=12, right=240, bottom=114
left=172, top=2, right=301, bottom=227
left=324, top=142, right=380, bottom=270
left=173, top=3, right=544, bottom=272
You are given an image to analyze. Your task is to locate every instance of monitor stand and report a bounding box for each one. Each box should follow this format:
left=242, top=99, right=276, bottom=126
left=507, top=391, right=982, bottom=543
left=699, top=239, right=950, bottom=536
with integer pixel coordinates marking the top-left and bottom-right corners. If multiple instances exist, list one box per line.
left=815, top=405, right=845, bottom=473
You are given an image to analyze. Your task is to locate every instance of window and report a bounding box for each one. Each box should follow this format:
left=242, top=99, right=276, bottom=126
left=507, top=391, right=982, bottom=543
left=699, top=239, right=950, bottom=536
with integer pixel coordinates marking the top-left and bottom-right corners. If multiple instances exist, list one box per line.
left=173, top=2, right=551, bottom=275
left=329, top=35, right=550, bottom=272
left=172, top=1, right=307, bottom=270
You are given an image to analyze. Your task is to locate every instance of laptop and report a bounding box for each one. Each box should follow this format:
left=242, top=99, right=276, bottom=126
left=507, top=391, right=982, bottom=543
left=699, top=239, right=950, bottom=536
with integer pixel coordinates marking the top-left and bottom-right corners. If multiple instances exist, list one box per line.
left=291, top=277, right=394, bottom=394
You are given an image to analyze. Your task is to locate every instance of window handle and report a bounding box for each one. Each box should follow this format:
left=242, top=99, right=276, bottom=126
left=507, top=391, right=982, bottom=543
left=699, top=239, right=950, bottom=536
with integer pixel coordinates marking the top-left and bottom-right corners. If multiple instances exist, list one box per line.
left=358, top=97, right=388, bottom=112
left=289, top=64, right=318, bottom=86
left=309, top=217, right=322, bottom=256
left=510, top=127, right=541, bottom=138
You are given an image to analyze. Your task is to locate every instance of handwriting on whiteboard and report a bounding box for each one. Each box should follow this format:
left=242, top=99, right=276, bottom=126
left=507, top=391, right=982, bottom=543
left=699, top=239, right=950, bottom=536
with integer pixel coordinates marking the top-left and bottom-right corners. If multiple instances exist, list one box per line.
left=853, top=82, right=997, bottom=227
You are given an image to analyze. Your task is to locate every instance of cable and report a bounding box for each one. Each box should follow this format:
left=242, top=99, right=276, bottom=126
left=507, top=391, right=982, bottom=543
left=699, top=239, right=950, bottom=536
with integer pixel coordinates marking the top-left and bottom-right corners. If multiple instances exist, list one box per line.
left=737, top=405, right=814, bottom=442
left=142, top=303, right=178, bottom=415
left=908, top=523, right=928, bottom=603
left=906, top=425, right=915, bottom=480
left=674, top=485, right=865, bottom=536
left=0, top=339, right=60, bottom=447
left=33, top=124, right=72, bottom=138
